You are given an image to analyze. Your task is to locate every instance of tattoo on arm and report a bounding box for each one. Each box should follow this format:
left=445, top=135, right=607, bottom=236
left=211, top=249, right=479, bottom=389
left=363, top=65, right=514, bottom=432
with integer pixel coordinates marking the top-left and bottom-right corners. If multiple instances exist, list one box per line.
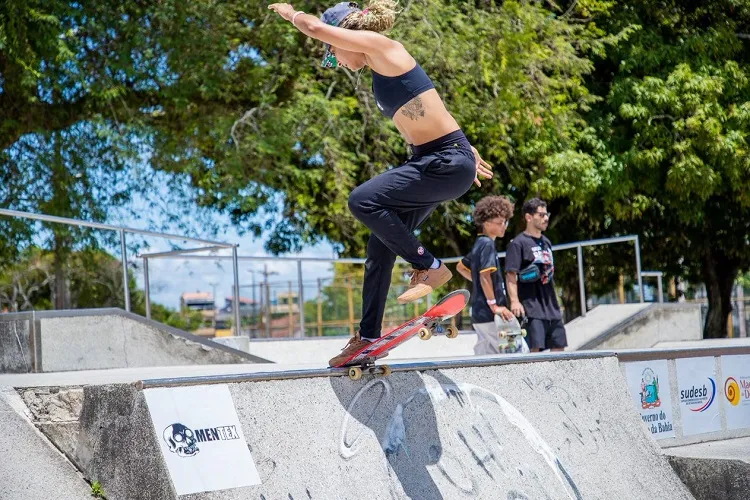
left=400, top=97, right=425, bottom=121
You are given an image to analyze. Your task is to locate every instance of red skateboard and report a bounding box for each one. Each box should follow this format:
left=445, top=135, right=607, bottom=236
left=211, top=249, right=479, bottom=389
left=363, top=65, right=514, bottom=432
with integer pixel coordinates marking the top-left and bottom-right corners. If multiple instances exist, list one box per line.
left=332, top=289, right=470, bottom=380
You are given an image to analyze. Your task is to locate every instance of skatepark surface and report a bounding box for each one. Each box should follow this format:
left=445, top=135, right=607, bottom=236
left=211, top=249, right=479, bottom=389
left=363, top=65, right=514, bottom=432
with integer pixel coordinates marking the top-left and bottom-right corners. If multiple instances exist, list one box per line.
left=1, top=306, right=749, bottom=499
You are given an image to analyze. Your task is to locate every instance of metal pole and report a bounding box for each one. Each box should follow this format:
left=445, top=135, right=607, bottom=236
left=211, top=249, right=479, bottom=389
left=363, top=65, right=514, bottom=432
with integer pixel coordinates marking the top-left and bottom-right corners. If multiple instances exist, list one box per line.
left=251, top=272, right=256, bottom=337
left=347, top=278, right=355, bottom=336
left=0, top=208, right=233, bottom=247
left=288, top=280, right=294, bottom=337
left=657, top=274, right=664, bottom=304
left=635, top=235, right=644, bottom=302
left=577, top=245, right=586, bottom=317
left=120, top=230, right=131, bottom=312
left=231, top=246, right=242, bottom=337
left=317, top=278, right=323, bottom=337
left=297, top=260, right=305, bottom=338
left=143, top=257, right=151, bottom=319
left=737, top=284, right=746, bottom=338
left=265, top=280, right=271, bottom=338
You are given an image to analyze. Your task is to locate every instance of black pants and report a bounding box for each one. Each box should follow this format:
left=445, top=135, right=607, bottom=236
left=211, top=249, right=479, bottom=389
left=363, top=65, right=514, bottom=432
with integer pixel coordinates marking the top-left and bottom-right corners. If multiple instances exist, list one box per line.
left=348, top=130, right=476, bottom=339
left=526, top=318, right=568, bottom=350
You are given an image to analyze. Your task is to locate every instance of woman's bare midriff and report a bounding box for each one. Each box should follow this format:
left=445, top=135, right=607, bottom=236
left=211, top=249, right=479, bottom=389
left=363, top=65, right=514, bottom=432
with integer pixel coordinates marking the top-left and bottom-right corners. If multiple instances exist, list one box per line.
left=391, top=89, right=461, bottom=146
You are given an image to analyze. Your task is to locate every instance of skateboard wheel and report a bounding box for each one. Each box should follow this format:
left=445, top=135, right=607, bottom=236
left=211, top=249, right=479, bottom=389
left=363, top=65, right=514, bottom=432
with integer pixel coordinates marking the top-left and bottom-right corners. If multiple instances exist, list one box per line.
left=521, top=329, right=527, bottom=337
left=446, top=325, right=459, bottom=339
left=380, top=365, right=392, bottom=377
left=418, top=327, right=432, bottom=340
left=499, top=330, right=508, bottom=338
left=348, top=367, right=363, bottom=381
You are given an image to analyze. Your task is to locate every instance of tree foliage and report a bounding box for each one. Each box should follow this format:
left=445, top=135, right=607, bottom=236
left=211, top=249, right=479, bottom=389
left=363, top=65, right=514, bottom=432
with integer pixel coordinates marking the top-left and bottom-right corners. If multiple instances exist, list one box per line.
left=3, top=0, right=750, bottom=338
left=0, top=246, right=203, bottom=330
left=538, top=0, right=750, bottom=336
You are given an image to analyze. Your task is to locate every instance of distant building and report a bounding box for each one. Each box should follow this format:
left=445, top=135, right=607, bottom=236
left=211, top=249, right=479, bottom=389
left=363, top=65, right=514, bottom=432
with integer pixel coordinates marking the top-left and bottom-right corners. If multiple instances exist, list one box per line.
left=180, top=291, right=215, bottom=337
left=272, top=292, right=299, bottom=314
left=222, top=296, right=259, bottom=316
left=180, top=292, right=215, bottom=312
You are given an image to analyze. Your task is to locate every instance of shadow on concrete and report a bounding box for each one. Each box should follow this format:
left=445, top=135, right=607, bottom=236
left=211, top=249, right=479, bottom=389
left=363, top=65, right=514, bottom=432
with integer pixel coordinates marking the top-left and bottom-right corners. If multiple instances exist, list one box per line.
left=330, top=369, right=449, bottom=499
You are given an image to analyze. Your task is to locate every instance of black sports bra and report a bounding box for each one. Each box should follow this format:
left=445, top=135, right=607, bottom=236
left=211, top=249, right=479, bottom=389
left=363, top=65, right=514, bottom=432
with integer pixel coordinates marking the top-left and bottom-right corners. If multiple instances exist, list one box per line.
left=371, top=63, right=436, bottom=118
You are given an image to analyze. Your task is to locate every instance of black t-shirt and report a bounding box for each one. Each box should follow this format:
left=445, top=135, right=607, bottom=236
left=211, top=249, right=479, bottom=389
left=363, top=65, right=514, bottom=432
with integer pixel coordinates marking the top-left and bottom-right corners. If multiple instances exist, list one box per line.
left=505, top=232, right=561, bottom=320
left=461, top=235, right=507, bottom=324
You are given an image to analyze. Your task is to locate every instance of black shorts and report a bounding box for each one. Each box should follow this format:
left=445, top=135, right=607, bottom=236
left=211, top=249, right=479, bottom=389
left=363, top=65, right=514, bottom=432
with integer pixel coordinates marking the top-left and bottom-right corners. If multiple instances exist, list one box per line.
left=526, top=318, right=567, bottom=350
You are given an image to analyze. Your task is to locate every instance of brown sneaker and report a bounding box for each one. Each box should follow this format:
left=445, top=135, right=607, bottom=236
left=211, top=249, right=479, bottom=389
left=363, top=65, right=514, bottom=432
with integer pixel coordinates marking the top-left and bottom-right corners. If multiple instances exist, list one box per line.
left=397, top=263, right=452, bottom=304
left=328, top=333, right=388, bottom=367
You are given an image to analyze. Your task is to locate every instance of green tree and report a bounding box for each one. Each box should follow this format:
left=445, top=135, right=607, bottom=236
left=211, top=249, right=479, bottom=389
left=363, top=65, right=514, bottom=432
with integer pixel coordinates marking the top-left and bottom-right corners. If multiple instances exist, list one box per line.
left=1, top=1, right=263, bottom=285
left=539, top=0, right=750, bottom=337
left=0, top=1, right=261, bottom=150
left=0, top=245, right=202, bottom=330
left=179, top=0, right=626, bottom=257
left=1, top=123, right=145, bottom=308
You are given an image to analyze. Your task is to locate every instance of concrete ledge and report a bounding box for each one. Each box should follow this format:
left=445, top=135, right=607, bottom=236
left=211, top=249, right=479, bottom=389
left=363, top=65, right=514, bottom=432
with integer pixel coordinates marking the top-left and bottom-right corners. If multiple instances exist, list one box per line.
left=1, top=308, right=270, bottom=373
left=572, top=303, right=702, bottom=350
left=75, top=356, right=691, bottom=499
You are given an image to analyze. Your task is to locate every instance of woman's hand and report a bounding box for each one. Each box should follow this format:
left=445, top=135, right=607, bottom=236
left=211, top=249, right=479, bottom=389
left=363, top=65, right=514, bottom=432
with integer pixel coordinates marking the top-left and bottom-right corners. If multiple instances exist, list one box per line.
left=471, top=146, right=493, bottom=187
left=268, top=3, right=296, bottom=21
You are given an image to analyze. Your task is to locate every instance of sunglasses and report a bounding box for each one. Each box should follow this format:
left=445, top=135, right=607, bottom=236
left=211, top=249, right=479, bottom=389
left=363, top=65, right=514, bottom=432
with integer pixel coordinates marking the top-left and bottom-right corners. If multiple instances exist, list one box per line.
left=322, top=51, right=338, bottom=68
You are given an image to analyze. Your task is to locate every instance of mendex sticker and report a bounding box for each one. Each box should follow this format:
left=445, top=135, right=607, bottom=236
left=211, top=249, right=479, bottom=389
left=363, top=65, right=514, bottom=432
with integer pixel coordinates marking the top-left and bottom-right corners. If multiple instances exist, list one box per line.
left=144, top=384, right=261, bottom=495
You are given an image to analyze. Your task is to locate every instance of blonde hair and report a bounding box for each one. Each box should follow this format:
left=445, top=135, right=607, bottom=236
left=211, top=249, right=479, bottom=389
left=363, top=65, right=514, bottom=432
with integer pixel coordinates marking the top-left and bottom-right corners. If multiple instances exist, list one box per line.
left=339, top=0, right=398, bottom=32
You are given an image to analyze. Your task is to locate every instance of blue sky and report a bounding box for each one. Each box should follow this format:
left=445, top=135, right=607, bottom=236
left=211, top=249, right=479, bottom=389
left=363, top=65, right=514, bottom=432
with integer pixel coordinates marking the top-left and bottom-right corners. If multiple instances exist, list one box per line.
left=116, top=183, right=340, bottom=309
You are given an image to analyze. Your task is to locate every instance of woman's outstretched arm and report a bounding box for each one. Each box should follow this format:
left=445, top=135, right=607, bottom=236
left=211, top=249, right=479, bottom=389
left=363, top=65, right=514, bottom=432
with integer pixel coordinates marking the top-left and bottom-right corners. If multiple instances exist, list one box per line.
left=269, top=3, right=397, bottom=55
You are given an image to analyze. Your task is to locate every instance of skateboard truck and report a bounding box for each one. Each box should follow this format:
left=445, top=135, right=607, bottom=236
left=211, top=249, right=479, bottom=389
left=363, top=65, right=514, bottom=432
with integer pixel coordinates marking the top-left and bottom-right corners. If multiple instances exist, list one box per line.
left=417, top=321, right=459, bottom=341
left=347, top=362, right=392, bottom=381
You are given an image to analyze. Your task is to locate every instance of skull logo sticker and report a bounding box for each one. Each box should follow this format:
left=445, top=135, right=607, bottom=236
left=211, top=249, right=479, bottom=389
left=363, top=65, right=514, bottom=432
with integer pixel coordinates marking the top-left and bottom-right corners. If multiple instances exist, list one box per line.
left=163, top=423, right=200, bottom=457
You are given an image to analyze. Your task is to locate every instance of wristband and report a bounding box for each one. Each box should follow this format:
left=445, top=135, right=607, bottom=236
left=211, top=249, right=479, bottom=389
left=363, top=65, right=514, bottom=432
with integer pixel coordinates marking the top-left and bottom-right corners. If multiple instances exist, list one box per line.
left=486, top=299, right=496, bottom=305
left=292, top=11, right=304, bottom=26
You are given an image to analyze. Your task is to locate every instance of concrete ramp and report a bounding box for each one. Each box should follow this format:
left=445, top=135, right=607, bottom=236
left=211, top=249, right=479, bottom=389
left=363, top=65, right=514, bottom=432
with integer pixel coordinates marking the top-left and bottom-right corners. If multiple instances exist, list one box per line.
left=0, top=389, right=91, bottom=499
left=0, top=308, right=269, bottom=373
left=566, top=303, right=702, bottom=350
left=73, top=354, right=691, bottom=499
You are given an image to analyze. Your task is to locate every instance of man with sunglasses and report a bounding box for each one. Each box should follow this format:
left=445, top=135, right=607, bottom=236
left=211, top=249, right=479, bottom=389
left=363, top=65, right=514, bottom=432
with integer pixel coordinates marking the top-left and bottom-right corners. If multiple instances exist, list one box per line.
left=505, top=198, right=568, bottom=351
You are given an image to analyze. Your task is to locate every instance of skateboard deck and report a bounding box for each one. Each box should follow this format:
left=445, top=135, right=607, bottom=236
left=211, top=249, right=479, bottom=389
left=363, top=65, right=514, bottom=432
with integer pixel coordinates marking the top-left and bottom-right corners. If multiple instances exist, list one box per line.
left=494, top=315, right=528, bottom=354
left=333, top=289, right=470, bottom=380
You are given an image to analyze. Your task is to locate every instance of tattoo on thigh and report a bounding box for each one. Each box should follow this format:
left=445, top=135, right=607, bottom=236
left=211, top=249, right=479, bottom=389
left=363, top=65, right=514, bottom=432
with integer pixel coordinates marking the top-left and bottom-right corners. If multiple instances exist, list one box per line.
left=400, top=97, right=425, bottom=121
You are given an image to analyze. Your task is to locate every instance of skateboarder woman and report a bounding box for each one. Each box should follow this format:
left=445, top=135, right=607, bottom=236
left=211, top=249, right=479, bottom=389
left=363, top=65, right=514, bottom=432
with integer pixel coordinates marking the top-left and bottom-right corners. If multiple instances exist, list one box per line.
left=505, top=198, right=568, bottom=351
left=268, top=1, right=493, bottom=366
left=456, top=196, right=515, bottom=355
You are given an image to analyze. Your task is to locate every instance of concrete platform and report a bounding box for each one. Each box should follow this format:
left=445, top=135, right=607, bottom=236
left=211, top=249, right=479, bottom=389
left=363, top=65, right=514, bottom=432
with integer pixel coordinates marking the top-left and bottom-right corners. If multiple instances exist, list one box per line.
left=0, top=308, right=268, bottom=374
left=566, top=303, right=702, bottom=350
left=70, top=354, right=691, bottom=499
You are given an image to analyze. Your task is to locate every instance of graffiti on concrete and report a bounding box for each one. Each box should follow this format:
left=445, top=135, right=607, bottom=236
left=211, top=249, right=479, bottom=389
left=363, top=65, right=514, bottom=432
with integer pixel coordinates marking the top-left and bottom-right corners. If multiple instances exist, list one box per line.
left=340, top=376, right=582, bottom=499
left=523, top=375, right=618, bottom=458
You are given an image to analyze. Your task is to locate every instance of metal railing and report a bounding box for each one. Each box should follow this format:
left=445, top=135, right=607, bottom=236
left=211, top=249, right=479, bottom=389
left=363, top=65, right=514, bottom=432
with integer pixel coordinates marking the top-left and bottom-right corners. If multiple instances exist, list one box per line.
left=450, top=234, right=645, bottom=316
left=137, top=344, right=750, bottom=388
left=142, top=235, right=645, bottom=335
left=641, top=271, right=664, bottom=303
left=0, top=208, right=244, bottom=333
left=0, top=208, right=648, bottom=332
